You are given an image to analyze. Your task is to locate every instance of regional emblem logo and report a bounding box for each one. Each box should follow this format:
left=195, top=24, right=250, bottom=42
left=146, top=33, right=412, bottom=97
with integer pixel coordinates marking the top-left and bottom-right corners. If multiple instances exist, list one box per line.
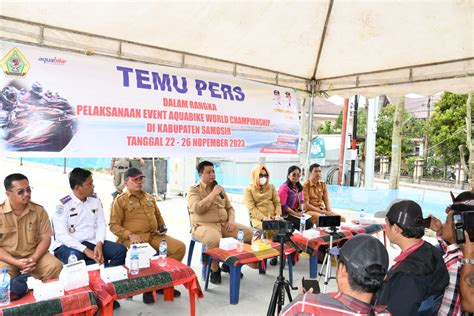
left=1, top=47, right=30, bottom=77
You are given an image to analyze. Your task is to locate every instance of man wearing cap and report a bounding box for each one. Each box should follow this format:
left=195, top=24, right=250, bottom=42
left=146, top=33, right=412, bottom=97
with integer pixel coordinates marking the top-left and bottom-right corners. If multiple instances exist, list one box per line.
left=110, top=157, right=145, bottom=199
left=109, top=167, right=186, bottom=304
left=428, top=191, right=474, bottom=314
left=0, top=173, right=63, bottom=280
left=52, top=168, right=127, bottom=267
left=303, top=163, right=346, bottom=225
left=187, top=160, right=253, bottom=284
left=376, top=200, right=449, bottom=316
left=281, top=234, right=390, bottom=315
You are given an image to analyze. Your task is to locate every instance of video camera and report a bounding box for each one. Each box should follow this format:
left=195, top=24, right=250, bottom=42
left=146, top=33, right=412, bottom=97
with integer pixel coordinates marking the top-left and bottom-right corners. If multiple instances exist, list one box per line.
left=453, top=211, right=474, bottom=244
left=318, top=215, right=341, bottom=228
left=262, top=219, right=293, bottom=237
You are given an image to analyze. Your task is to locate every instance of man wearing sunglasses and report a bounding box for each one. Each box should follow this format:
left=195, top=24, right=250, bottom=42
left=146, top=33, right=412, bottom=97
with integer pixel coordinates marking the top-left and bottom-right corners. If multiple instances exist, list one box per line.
left=0, top=173, right=63, bottom=281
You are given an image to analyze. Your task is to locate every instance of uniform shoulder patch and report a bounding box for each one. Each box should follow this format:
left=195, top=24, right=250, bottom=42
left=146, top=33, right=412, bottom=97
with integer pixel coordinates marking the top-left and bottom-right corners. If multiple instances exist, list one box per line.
left=56, top=205, right=64, bottom=215
left=60, top=195, right=72, bottom=205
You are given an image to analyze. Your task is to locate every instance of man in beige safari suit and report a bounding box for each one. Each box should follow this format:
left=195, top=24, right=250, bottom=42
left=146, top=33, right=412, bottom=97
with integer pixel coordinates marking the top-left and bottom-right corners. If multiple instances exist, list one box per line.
left=187, top=160, right=253, bottom=284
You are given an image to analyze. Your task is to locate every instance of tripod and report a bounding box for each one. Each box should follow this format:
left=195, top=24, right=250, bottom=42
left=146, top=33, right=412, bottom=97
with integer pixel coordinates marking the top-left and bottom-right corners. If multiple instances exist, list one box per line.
left=267, top=233, right=301, bottom=316
left=318, top=226, right=340, bottom=293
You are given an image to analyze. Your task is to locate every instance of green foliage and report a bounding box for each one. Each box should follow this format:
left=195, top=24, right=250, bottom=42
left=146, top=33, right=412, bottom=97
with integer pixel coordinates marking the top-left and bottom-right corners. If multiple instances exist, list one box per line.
left=318, top=110, right=344, bottom=134
left=318, top=121, right=335, bottom=134
left=375, top=103, right=426, bottom=157
left=428, top=92, right=468, bottom=166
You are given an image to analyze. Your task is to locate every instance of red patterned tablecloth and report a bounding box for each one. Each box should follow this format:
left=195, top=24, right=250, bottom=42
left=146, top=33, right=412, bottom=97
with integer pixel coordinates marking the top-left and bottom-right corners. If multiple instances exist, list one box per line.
left=202, top=240, right=296, bottom=267
left=291, top=230, right=353, bottom=256
left=89, top=258, right=202, bottom=316
left=0, top=286, right=97, bottom=316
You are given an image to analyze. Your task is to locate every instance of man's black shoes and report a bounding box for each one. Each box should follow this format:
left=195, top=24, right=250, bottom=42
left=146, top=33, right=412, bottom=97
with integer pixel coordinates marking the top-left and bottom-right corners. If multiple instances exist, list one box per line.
left=113, top=300, right=120, bottom=309
left=142, top=291, right=155, bottom=304
left=220, top=264, right=243, bottom=279
left=156, top=288, right=181, bottom=297
left=210, top=268, right=222, bottom=284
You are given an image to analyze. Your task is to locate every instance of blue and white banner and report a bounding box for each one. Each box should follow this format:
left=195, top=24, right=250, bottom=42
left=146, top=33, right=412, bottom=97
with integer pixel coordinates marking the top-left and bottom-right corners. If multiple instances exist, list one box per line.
left=0, top=41, right=300, bottom=157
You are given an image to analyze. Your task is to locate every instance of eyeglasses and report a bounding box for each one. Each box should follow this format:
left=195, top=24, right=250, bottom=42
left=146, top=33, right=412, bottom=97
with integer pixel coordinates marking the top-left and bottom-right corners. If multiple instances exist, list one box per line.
left=259, top=174, right=268, bottom=178
left=8, top=187, right=33, bottom=196
left=290, top=173, right=301, bottom=178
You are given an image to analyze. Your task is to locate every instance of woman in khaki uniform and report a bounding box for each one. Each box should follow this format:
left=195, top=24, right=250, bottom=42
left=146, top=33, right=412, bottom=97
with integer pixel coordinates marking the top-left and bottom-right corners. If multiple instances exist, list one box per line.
left=243, top=165, right=281, bottom=238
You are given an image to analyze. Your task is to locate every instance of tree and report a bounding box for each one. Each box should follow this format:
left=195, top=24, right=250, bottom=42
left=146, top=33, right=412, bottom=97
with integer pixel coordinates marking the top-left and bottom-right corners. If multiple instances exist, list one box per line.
left=428, top=92, right=468, bottom=167
left=374, top=104, right=425, bottom=157
left=389, top=98, right=405, bottom=189
left=317, top=121, right=335, bottom=134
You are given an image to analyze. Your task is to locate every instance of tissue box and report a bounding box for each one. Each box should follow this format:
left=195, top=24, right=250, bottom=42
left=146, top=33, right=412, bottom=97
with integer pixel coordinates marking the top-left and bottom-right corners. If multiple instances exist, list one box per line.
left=251, top=240, right=272, bottom=252
left=219, top=237, right=238, bottom=251
left=125, top=243, right=156, bottom=269
left=359, top=217, right=377, bottom=225
left=33, top=280, right=64, bottom=301
left=100, top=265, right=128, bottom=283
left=59, top=259, right=89, bottom=291
left=303, top=229, right=321, bottom=239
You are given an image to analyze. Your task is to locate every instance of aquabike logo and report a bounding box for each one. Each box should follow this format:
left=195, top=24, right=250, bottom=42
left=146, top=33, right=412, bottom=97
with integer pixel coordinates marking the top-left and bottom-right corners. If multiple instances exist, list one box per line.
left=38, top=56, right=67, bottom=65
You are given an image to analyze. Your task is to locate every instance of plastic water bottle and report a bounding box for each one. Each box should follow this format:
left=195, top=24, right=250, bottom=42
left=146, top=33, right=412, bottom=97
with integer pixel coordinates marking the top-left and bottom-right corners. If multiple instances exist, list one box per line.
left=0, top=268, right=10, bottom=306
left=130, top=245, right=140, bottom=275
left=67, top=251, right=78, bottom=264
left=236, top=228, right=244, bottom=252
left=300, top=215, right=306, bottom=233
left=159, top=239, right=168, bottom=267
left=359, top=208, right=367, bottom=224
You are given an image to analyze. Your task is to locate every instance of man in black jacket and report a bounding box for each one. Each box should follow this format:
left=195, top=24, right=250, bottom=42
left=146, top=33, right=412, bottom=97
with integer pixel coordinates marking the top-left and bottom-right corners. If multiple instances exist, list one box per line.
left=376, top=200, right=449, bottom=316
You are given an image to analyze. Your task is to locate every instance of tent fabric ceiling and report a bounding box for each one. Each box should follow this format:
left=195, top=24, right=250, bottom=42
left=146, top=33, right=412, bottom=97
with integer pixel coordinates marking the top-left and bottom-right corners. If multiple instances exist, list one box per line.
left=0, top=0, right=473, bottom=97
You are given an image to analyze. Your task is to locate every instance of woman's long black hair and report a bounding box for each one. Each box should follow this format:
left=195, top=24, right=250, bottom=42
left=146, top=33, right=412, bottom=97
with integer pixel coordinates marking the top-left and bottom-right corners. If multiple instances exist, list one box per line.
left=285, top=165, right=303, bottom=192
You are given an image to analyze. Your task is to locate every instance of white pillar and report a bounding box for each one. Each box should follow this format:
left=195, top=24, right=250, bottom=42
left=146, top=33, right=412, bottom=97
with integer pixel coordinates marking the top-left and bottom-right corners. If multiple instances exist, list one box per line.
left=365, top=97, right=378, bottom=188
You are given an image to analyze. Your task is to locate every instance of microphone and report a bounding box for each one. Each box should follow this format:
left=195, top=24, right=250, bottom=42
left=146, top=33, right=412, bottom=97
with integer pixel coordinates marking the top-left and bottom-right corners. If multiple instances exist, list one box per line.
left=213, top=180, right=225, bottom=199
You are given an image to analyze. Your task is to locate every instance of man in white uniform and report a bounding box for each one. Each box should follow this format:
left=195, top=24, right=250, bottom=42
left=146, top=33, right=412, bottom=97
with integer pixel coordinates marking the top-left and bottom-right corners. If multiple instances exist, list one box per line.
left=52, top=168, right=127, bottom=267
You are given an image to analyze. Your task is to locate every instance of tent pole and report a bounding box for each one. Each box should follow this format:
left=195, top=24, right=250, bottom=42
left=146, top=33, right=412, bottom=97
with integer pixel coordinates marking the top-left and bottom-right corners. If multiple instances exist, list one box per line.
left=305, top=80, right=316, bottom=177
left=365, top=96, right=378, bottom=188
left=350, top=95, right=359, bottom=186
left=338, top=99, right=349, bottom=185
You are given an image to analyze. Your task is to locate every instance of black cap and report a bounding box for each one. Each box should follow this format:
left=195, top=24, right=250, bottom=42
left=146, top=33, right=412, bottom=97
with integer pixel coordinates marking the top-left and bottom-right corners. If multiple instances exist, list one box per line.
left=385, top=199, right=424, bottom=228
left=124, top=167, right=144, bottom=180
left=339, top=234, right=389, bottom=281
left=451, top=191, right=474, bottom=212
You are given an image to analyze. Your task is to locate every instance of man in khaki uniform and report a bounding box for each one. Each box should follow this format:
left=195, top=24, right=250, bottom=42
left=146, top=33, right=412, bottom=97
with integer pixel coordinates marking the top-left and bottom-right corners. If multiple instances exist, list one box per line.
left=110, top=158, right=144, bottom=198
left=303, top=163, right=346, bottom=224
left=0, top=173, right=62, bottom=280
left=109, top=167, right=185, bottom=303
left=187, top=160, right=253, bottom=284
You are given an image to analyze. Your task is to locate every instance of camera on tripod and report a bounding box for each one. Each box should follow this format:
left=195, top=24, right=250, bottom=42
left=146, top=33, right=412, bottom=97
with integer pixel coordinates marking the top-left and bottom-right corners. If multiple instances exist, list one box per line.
left=453, top=211, right=474, bottom=244
left=262, top=219, right=293, bottom=237
left=318, top=215, right=341, bottom=228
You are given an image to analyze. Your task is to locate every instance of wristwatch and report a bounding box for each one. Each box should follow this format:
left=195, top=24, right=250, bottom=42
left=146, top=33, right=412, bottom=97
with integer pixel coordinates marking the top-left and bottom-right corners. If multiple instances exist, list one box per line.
left=462, top=258, right=474, bottom=265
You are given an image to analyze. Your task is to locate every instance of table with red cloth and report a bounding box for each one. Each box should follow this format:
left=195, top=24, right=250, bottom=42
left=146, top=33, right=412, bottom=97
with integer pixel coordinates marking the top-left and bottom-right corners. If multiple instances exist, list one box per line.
left=342, top=222, right=387, bottom=246
left=88, top=258, right=203, bottom=316
left=0, top=286, right=97, bottom=316
left=291, top=229, right=353, bottom=278
left=202, top=241, right=296, bottom=305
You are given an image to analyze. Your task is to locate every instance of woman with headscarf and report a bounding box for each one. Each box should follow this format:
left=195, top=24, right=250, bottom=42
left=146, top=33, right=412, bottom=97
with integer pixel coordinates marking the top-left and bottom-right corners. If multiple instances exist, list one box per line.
left=244, top=164, right=281, bottom=265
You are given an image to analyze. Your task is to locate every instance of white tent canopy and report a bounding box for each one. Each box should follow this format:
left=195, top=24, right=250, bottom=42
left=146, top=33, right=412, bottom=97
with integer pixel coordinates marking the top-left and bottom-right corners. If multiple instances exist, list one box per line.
left=0, top=0, right=473, bottom=96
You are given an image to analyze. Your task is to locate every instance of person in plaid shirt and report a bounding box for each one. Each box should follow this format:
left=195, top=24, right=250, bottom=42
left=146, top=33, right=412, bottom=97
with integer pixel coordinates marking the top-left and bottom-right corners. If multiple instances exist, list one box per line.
left=430, top=191, right=474, bottom=315
left=280, top=234, right=391, bottom=316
